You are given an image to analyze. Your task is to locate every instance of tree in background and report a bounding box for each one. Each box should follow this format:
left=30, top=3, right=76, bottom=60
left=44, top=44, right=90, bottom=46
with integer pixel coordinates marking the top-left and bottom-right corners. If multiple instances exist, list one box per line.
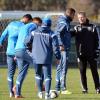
left=67, top=0, right=100, bottom=22
left=0, top=0, right=99, bottom=22
left=0, top=0, right=67, bottom=11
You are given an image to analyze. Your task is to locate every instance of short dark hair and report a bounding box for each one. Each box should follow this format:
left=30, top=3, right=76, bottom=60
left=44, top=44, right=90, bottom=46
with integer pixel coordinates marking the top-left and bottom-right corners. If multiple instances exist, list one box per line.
left=33, top=17, right=42, bottom=24
left=23, top=14, right=32, bottom=20
left=65, top=8, right=76, bottom=15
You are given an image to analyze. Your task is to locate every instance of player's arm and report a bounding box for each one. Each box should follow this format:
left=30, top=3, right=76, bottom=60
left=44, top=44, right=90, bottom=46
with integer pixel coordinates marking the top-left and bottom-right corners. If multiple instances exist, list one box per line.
left=94, top=25, right=100, bottom=58
left=0, top=27, right=8, bottom=46
left=94, top=26, right=99, bottom=49
left=24, top=31, right=34, bottom=51
left=55, top=24, right=66, bottom=51
left=28, top=24, right=37, bottom=34
left=52, top=33, right=61, bottom=63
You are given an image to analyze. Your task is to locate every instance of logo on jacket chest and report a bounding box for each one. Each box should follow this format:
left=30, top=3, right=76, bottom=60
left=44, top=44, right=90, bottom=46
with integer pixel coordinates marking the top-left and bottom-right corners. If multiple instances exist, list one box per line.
left=77, top=26, right=93, bottom=32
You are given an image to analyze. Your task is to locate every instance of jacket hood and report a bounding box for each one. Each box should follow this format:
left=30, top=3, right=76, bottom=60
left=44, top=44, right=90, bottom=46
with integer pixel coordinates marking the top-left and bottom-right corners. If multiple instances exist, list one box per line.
left=38, top=26, right=51, bottom=33
left=58, top=15, right=72, bottom=24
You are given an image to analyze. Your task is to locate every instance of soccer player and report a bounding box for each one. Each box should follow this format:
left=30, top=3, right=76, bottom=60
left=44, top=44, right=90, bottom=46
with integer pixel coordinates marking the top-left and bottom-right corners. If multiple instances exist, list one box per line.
left=14, top=17, right=42, bottom=98
left=55, top=8, right=75, bottom=94
left=25, top=17, right=61, bottom=99
left=0, top=14, right=33, bottom=98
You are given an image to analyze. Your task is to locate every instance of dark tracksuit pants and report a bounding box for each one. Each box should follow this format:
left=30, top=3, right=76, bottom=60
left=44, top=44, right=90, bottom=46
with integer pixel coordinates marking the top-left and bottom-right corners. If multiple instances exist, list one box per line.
left=79, top=55, right=100, bottom=91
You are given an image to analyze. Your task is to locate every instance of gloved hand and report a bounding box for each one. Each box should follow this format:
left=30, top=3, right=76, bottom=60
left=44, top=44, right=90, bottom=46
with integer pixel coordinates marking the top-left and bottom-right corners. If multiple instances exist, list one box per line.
left=0, top=44, right=3, bottom=48
left=26, top=43, right=32, bottom=52
left=77, top=57, right=80, bottom=63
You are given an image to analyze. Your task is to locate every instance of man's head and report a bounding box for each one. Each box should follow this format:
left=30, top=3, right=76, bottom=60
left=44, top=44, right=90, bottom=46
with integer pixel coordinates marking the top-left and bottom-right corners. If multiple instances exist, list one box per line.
left=77, top=12, right=87, bottom=24
left=42, top=17, right=52, bottom=27
left=65, top=8, right=75, bottom=21
left=32, top=17, right=42, bottom=26
left=21, top=14, right=32, bottom=24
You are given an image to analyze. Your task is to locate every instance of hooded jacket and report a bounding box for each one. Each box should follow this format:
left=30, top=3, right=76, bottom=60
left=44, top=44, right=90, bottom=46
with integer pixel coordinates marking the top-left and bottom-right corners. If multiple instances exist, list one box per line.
left=15, top=22, right=37, bottom=51
left=55, top=15, right=72, bottom=51
left=0, top=21, right=24, bottom=55
left=25, top=26, right=61, bottom=64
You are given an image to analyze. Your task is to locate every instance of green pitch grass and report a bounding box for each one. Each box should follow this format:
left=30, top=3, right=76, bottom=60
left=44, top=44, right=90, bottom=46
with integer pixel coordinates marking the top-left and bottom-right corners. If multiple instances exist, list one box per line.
left=0, top=67, right=100, bottom=100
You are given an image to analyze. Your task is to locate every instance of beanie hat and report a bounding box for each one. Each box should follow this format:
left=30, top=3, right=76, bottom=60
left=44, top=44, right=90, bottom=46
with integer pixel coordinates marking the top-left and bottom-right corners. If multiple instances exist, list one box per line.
left=42, top=17, right=52, bottom=27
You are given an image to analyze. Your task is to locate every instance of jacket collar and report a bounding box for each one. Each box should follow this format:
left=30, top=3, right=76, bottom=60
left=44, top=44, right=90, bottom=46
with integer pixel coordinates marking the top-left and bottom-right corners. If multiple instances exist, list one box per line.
left=60, top=15, right=72, bottom=23
left=81, top=19, right=90, bottom=26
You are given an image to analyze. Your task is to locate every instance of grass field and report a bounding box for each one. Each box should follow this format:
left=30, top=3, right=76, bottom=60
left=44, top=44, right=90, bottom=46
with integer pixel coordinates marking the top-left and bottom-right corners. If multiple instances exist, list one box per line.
left=0, top=67, right=100, bottom=100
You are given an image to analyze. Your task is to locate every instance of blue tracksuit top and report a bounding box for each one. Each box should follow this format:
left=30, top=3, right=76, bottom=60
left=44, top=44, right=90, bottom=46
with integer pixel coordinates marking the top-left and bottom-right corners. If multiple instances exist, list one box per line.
left=25, top=26, right=61, bottom=64
left=55, top=15, right=72, bottom=51
left=0, top=21, right=24, bottom=55
left=15, top=22, right=37, bottom=51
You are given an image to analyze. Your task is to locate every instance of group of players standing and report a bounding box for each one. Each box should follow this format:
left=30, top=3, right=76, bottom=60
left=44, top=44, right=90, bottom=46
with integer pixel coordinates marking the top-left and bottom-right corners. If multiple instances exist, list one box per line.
left=0, top=7, right=100, bottom=99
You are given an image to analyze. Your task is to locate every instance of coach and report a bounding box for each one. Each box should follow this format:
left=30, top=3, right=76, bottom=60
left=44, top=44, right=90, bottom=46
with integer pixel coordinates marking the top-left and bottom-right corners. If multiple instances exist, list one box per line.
left=72, top=12, right=100, bottom=94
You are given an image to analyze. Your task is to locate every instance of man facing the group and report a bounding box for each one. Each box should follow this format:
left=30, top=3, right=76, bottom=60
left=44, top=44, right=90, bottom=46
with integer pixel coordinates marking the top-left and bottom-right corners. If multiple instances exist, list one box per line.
left=72, top=12, right=100, bottom=94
